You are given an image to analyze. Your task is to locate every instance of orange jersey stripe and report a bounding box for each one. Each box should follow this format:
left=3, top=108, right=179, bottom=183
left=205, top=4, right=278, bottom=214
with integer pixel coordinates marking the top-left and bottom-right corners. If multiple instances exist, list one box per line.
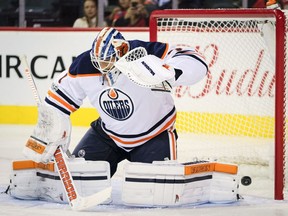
left=109, top=113, right=176, bottom=145
left=48, top=90, right=77, bottom=112
left=168, top=127, right=177, bottom=160
left=160, top=43, right=169, bottom=59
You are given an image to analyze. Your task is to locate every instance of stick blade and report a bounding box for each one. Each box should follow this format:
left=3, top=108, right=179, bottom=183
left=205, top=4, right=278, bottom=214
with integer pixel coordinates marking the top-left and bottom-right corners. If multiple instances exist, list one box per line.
left=71, top=186, right=112, bottom=211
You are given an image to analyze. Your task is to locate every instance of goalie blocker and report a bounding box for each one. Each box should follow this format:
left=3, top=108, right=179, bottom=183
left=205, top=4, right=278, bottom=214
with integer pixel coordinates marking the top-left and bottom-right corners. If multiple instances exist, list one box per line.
left=122, top=160, right=239, bottom=207
left=8, top=158, right=111, bottom=204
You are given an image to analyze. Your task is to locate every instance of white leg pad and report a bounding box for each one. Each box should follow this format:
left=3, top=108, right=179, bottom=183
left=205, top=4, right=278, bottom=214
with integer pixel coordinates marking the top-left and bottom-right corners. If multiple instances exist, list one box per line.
left=9, top=158, right=111, bottom=204
left=209, top=172, right=239, bottom=203
left=9, top=169, right=40, bottom=200
left=122, top=161, right=239, bottom=207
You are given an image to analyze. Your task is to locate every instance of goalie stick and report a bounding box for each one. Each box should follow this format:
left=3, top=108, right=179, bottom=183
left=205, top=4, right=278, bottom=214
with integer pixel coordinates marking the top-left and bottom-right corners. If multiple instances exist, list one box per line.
left=20, top=55, right=112, bottom=211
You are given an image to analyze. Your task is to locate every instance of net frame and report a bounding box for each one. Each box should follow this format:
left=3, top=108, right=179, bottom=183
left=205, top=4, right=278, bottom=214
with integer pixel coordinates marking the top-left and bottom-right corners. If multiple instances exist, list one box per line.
left=149, top=9, right=286, bottom=200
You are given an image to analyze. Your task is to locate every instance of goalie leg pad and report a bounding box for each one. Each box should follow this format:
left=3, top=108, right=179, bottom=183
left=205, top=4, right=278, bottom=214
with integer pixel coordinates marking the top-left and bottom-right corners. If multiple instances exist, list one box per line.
left=209, top=172, right=239, bottom=203
left=9, top=158, right=111, bottom=204
left=9, top=168, right=40, bottom=200
left=122, top=160, right=239, bottom=207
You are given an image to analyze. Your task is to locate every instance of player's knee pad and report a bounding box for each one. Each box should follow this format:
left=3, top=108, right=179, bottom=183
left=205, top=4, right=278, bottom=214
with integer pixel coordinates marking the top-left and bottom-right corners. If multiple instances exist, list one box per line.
left=122, top=160, right=239, bottom=207
left=8, top=158, right=111, bottom=204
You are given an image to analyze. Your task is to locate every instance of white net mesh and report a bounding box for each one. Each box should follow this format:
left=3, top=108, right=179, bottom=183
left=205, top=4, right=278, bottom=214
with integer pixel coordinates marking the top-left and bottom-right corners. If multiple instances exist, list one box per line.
left=151, top=9, right=287, bottom=199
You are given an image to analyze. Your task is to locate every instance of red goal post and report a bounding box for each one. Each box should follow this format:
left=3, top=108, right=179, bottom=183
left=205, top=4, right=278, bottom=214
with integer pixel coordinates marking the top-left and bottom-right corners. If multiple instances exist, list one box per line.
left=149, top=9, right=286, bottom=200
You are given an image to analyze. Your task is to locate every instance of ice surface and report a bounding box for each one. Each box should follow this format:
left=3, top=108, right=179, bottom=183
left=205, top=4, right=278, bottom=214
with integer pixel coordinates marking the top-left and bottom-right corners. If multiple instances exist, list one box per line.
left=1, top=124, right=288, bottom=216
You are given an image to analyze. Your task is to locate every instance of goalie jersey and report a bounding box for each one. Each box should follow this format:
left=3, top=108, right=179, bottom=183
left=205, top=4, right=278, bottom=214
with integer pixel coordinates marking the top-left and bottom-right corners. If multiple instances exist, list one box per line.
left=45, top=40, right=208, bottom=150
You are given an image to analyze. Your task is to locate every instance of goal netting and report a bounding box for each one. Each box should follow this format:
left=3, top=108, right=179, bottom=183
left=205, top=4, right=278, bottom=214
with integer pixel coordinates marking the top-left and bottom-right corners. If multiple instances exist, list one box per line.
left=149, top=9, right=287, bottom=200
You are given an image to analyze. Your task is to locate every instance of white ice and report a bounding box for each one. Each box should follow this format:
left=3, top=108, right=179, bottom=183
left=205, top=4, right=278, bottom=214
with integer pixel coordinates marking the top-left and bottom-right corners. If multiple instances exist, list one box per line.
left=1, top=124, right=288, bottom=216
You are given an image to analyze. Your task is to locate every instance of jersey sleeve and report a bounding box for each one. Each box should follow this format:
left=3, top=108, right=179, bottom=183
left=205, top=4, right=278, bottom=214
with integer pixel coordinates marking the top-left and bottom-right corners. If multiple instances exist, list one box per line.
left=44, top=71, right=83, bottom=115
left=164, top=45, right=208, bottom=86
left=44, top=50, right=101, bottom=115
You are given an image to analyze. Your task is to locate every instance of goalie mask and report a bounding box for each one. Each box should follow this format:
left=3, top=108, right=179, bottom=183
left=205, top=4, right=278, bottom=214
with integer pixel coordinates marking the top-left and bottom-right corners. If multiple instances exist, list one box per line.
left=90, top=27, right=125, bottom=74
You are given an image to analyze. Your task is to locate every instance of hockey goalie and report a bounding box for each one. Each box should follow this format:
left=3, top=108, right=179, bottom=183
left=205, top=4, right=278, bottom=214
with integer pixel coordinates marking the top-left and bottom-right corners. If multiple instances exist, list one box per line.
left=8, top=27, right=240, bottom=209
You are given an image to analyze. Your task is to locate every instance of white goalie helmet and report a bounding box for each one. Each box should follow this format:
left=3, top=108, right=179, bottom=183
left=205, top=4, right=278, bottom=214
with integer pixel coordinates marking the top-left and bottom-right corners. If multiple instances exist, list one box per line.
left=90, top=27, right=125, bottom=74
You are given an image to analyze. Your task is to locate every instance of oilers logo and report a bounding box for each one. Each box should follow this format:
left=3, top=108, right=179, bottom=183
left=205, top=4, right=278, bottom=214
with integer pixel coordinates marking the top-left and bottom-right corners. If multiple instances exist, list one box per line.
left=99, top=88, right=134, bottom=121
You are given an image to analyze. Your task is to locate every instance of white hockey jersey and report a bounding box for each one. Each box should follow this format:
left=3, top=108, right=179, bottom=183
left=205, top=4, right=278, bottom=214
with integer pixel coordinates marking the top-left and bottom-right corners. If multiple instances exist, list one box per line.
left=45, top=40, right=208, bottom=149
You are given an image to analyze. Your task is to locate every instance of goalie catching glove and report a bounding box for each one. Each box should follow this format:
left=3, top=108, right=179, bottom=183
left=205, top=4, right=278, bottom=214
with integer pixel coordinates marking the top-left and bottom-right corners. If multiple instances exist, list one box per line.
left=23, top=103, right=71, bottom=163
left=114, top=47, right=175, bottom=91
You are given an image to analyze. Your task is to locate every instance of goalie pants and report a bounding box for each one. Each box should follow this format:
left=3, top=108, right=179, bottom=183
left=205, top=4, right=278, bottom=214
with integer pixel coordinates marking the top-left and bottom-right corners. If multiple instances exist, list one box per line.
left=72, top=118, right=178, bottom=176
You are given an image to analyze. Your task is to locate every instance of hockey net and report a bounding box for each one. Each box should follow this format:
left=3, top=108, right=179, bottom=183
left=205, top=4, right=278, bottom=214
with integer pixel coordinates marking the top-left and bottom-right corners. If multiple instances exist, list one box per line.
left=149, top=9, right=287, bottom=200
